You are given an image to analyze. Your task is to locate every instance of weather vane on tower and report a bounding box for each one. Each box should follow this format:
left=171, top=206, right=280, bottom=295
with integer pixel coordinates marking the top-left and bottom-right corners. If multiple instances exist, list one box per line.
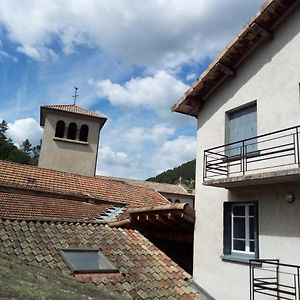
left=72, top=87, right=79, bottom=105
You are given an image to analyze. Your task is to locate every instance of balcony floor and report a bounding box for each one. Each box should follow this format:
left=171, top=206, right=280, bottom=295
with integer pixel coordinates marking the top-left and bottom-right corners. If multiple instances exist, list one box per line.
left=203, top=167, right=300, bottom=188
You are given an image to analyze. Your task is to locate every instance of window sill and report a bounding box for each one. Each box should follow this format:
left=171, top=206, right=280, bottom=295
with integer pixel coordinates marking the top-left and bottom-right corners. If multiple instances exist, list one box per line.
left=53, top=137, right=88, bottom=145
left=221, top=255, right=261, bottom=265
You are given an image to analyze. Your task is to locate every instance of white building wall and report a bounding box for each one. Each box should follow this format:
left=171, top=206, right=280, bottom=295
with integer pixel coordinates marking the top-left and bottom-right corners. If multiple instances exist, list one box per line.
left=194, top=9, right=300, bottom=300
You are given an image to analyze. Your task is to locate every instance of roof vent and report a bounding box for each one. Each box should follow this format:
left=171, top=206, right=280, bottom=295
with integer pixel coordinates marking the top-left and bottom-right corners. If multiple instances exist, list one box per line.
left=27, top=177, right=37, bottom=184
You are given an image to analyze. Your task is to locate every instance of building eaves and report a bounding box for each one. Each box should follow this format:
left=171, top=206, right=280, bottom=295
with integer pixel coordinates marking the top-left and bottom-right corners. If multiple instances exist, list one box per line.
left=172, top=0, right=299, bottom=117
left=40, top=104, right=107, bottom=126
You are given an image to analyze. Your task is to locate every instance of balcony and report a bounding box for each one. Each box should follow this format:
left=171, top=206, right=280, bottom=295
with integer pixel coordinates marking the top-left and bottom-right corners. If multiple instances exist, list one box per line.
left=250, top=259, right=300, bottom=299
left=203, top=125, right=300, bottom=188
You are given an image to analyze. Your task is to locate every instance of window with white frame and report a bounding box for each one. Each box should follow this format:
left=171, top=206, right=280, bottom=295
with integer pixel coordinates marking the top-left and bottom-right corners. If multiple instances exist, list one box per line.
left=232, top=204, right=255, bottom=254
left=223, top=202, right=258, bottom=258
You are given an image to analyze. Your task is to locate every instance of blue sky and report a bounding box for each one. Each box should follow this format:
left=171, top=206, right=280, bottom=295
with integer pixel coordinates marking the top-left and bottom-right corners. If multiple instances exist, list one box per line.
left=0, top=0, right=265, bottom=179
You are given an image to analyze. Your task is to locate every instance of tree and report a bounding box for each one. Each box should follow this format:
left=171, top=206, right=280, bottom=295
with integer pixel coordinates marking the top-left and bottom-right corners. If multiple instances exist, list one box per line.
left=0, top=120, right=8, bottom=142
left=0, top=121, right=40, bottom=166
left=0, top=120, right=8, bottom=135
left=30, top=145, right=41, bottom=166
left=20, top=139, right=32, bottom=156
left=146, top=159, right=196, bottom=188
left=32, top=145, right=40, bottom=159
left=7, top=149, right=30, bottom=164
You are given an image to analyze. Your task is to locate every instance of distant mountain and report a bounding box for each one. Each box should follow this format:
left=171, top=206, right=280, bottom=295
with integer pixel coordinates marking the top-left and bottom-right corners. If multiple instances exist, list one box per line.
left=146, top=159, right=196, bottom=188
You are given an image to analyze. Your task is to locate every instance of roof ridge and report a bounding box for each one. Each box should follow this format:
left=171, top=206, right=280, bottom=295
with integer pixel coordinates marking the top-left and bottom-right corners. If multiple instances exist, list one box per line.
left=0, top=181, right=126, bottom=206
left=40, top=104, right=107, bottom=126
left=0, top=160, right=169, bottom=207
left=0, top=217, right=108, bottom=225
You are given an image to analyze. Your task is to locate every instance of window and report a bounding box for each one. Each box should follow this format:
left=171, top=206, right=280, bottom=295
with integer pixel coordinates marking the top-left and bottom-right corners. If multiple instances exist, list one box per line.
left=67, top=122, right=77, bottom=140
left=223, top=202, right=258, bottom=258
left=55, top=120, right=65, bottom=138
left=79, top=124, right=89, bottom=142
left=227, top=103, right=257, bottom=157
left=60, top=249, right=118, bottom=274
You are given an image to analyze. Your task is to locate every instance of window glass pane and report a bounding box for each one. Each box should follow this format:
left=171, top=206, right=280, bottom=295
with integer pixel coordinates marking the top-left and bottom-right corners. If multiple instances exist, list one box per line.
left=61, top=250, right=117, bottom=272
left=233, top=206, right=245, bottom=216
left=233, top=240, right=245, bottom=251
left=250, top=241, right=255, bottom=253
left=66, top=251, right=99, bottom=270
left=233, top=217, right=245, bottom=238
left=249, top=217, right=254, bottom=239
left=249, top=205, right=254, bottom=216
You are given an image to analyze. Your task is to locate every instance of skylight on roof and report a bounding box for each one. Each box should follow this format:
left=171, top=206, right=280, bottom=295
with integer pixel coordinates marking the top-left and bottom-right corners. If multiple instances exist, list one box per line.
left=60, top=249, right=118, bottom=274
left=97, top=205, right=125, bottom=221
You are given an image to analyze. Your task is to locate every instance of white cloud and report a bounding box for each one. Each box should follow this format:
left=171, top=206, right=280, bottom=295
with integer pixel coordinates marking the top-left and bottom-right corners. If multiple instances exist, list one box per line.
left=97, top=132, right=196, bottom=179
left=6, top=118, right=43, bottom=147
left=100, top=146, right=129, bottom=166
left=0, top=0, right=265, bottom=70
left=0, top=50, right=8, bottom=58
left=123, top=124, right=174, bottom=145
left=186, top=73, right=197, bottom=82
left=97, top=145, right=134, bottom=177
left=150, top=135, right=196, bottom=175
left=0, top=49, right=17, bottom=62
left=90, top=71, right=189, bottom=117
left=16, top=45, right=57, bottom=61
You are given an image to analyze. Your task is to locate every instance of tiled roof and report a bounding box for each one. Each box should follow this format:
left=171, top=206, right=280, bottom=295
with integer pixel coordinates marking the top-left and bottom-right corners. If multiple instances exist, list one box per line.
left=0, top=191, right=111, bottom=222
left=99, top=176, right=195, bottom=196
left=0, top=254, right=121, bottom=299
left=0, top=160, right=168, bottom=208
left=0, top=219, right=203, bottom=299
left=41, top=104, right=106, bottom=124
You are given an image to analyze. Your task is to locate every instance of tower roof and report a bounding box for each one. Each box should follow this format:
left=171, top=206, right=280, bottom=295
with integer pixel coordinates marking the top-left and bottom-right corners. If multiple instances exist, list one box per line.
left=40, top=104, right=107, bottom=126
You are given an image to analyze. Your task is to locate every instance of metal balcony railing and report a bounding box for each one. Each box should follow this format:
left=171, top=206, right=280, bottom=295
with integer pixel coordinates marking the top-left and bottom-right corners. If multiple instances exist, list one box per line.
left=250, top=259, right=300, bottom=299
left=203, top=125, right=300, bottom=181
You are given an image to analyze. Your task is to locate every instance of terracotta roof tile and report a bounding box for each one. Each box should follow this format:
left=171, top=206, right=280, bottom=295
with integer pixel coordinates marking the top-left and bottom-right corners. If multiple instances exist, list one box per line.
left=0, top=160, right=168, bottom=208
left=0, top=219, right=204, bottom=299
left=40, top=104, right=107, bottom=125
left=0, top=191, right=111, bottom=222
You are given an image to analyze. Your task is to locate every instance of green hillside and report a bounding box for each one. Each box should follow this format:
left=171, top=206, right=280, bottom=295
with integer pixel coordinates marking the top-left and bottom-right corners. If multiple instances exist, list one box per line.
left=146, top=159, right=196, bottom=188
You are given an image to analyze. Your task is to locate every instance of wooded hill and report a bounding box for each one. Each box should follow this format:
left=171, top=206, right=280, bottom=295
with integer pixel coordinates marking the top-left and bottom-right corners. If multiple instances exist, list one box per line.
left=0, top=120, right=40, bottom=166
left=146, top=159, right=196, bottom=188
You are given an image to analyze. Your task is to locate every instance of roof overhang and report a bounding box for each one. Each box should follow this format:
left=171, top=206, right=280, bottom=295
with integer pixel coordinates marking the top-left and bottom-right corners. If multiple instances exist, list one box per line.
left=172, top=0, right=299, bottom=117
left=40, top=106, right=107, bottom=127
left=127, top=203, right=195, bottom=241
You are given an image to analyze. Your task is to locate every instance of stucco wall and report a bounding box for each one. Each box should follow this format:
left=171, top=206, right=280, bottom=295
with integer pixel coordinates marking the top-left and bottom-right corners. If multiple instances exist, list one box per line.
left=194, top=8, right=300, bottom=300
left=38, top=112, right=102, bottom=177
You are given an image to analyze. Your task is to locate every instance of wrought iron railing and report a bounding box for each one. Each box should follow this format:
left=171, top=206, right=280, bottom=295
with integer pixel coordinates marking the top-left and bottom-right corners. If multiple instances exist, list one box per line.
left=250, top=259, right=300, bottom=299
left=203, top=125, right=300, bottom=180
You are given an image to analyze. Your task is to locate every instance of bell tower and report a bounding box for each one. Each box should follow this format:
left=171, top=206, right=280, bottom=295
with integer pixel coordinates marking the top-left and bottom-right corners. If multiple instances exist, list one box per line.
left=38, top=104, right=107, bottom=177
